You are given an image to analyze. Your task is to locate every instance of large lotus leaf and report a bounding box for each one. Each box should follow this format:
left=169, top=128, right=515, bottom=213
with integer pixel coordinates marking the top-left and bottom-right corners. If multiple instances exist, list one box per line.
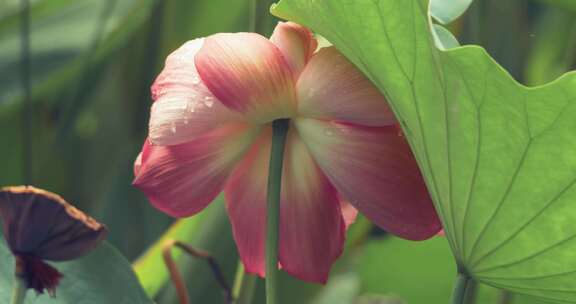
left=0, top=239, right=152, bottom=303
left=359, top=237, right=549, bottom=303
left=272, top=0, right=576, bottom=302
left=429, top=0, right=472, bottom=24
left=432, top=24, right=460, bottom=50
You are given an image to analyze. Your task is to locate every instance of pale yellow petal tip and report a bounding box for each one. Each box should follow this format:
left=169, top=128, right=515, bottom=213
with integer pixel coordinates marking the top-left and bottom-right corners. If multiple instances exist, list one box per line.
left=269, top=2, right=279, bottom=15
left=270, top=1, right=290, bottom=20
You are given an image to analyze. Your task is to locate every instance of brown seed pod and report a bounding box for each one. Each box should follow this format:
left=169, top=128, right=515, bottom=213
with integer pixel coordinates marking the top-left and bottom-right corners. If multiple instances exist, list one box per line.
left=0, top=186, right=107, bottom=295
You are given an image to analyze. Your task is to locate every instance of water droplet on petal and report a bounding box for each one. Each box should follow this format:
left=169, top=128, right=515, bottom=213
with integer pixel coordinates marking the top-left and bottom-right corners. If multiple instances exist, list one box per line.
left=171, top=123, right=177, bottom=133
left=192, top=75, right=200, bottom=85
left=203, top=96, right=214, bottom=107
left=324, top=128, right=334, bottom=136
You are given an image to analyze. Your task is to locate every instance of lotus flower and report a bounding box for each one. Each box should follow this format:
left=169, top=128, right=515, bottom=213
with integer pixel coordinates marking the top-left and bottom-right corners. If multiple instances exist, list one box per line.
left=133, top=22, right=441, bottom=283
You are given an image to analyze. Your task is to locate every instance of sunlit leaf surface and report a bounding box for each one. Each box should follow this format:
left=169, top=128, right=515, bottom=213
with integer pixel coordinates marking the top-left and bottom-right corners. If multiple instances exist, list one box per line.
left=429, top=0, right=472, bottom=24
left=273, top=0, right=576, bottom=302
left=432, top=24, right=460, bottom=50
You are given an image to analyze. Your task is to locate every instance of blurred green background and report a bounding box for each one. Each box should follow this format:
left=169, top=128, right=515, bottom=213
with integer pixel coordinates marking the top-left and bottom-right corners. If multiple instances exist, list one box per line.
left=0, top=0, right=575, bottom=303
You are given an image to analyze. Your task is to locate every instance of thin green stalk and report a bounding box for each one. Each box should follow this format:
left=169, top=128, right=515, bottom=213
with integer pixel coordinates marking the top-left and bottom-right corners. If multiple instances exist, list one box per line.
left=463, top=279, right=478, bottom=304
left=451, top=271, right=471, bottom=304
left=232, top=262, right=257, bottom=304
left=10, top=276, right=26, bottom=304
left=265, top=119, right=290, bottom=304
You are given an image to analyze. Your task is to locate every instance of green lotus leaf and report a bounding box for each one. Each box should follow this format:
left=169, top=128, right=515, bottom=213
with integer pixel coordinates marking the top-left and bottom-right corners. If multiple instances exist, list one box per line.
left=272, top=0, right=576, bottom=302
left=430, top=0, right=473, bottom=24
left=0, top=239, right=152, bottom=303
left=432, top=24, right=460, bottom=50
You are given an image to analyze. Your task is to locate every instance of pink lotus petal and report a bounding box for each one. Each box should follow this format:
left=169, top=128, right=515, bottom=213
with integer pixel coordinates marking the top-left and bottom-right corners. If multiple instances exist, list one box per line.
left=133, top=124, right=260, bottom=217
left=279, top=129, right=345, bottom=283
left=195, top=33, right=296, bottom=123
left=295, top=118, right=441, bottom=240
left=149, top=39, right=239, bottom=146
left=340, top=199, right=358, bottom=229
left=223, top=128, right=270, bottom=278
left=296, top=47, right=395, bottom=126
left=225, top=126, right=345, bottom=283
left=270, top=22, right=317, bottom=77
left=133, top=138, right=153, bottom=177
left=134, top=152, right=143, bottom=177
